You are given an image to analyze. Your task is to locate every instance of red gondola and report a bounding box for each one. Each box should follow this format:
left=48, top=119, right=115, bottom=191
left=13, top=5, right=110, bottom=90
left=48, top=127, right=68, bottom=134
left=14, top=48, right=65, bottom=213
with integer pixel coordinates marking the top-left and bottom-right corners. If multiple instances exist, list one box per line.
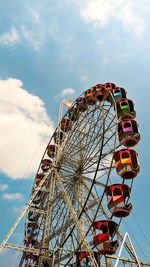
left=118, top=119, right=140, bottom=147
left=93, top=84, right=106, bottom=101
left=104, top=82, right=116, bottom=91
left=110, top=87, right=127, bottom=104
left=61, top=119, right=72, bottom=132
left=27, top=222, right=39, bottom=240
left=47, top=145, right=56, bottom=158
left=76, top=251, right=100, bottom=267
left=85, top=88, right=97, bottom=105
left=105, top=184, right=132, bottom=217
left=116, top=99, right=136, bottom=120
left=114, top=149, right=140, bottom=179
left=68, top=107, right=80, bottom=121
left=93, top=220, right=119, bottom=255
left=24, top=255, right=38, bottom=267
left=41, top=159, right=52, bottom=172
left=76, top=251, right=90, bottom=267
left=53, top=131, right=64, bottom=144
left=26, top=223, right=39, bottom=237
left=24, top=238, right=39, bottom=248
left=28, top=223, right=39, bottom=233
left=76, top=97, right=88, bottom=112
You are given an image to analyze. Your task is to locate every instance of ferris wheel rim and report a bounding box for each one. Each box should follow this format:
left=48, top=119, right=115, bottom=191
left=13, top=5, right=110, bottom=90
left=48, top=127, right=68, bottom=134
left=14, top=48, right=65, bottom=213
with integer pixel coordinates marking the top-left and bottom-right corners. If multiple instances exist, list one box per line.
left=23, top=87, right=138, bottom=266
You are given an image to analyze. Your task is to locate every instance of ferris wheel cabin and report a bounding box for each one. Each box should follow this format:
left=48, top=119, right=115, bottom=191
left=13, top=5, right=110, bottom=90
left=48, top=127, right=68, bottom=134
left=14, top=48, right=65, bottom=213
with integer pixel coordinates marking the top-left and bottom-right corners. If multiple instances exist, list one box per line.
left=76, top=97, right=88, bottom=112
left=24, top=255, right=38, bottom=267
left=53, top=131, right=64, bottom=144
left=104, top=82, right=116, bottom=91
left=110, top=87, right=127, bottom=104
left=61, top=118, right=72, bottom=132
left=105, top=184, right=132, bottom=217
left=68, top=106, right=80, bottom=121
left=47, top=144, right=56, bottom=158
left=116, top=99, right=136, bottom=120
left=104, top=82, right=116, bottom=101
left=76, top=251, right=100, bottom=267
left=76, top=251, right=90, bottom=267
left=93, top=220, right=119, bottom=255
left=35, top=173, right=45, bottom=185
left=28, top=206, right=40, bottom=222
left=24, top=238, right=39, bottom=248
left=92, top=84, right=106, bottom=101
left=118, top=119, right=140, bottom=147
left=114, top=149, right=140, bottom=179
left=85, top=88, right=97, bottom=105
left=26, top=223, right=39, bottom=237
left=41, top=159, right=52, bottom=172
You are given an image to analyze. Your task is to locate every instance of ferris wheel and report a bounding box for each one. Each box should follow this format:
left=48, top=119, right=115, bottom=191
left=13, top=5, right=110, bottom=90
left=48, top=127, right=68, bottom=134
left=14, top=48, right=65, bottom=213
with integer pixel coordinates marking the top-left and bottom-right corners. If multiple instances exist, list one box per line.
left=0, top=83, right=141, bottom=267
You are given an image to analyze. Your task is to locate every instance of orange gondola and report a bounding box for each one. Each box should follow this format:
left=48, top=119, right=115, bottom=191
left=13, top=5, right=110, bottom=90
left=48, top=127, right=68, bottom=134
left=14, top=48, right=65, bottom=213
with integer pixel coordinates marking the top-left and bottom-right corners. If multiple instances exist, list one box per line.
left=104, top=82, right=116, bottom=101
left=85, top=88, right=97, bottom=105
left=114, top=149, right=140, bottom=179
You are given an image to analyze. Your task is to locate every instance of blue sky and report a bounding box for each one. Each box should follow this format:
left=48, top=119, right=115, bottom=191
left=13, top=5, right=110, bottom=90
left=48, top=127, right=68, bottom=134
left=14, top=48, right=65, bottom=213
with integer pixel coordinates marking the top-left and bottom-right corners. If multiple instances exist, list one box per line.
left=0, top=0, right=150, bottom=266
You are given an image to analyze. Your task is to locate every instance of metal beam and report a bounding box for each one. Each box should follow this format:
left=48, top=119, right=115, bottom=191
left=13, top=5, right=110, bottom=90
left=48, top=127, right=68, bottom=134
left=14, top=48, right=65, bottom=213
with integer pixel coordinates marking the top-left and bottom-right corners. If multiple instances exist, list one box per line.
left=40, top=173, right=55, bottom=260
left=0, top=168, right=52, bottom=253
left=55, top=170, right=99, bottom=267
left=106, top=255, right=150, bottom=266
left=4, top=243, right=40, bottom=254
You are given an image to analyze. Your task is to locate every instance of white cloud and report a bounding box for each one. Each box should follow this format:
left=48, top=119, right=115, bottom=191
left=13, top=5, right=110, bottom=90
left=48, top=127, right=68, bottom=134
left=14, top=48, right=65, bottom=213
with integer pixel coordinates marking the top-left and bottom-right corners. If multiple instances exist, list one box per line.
left=80, top=0, right=145, bottom=37
left=0, top=184, right=8, bottom=191
left=26, top=6, right=40, bottom=24
left=21, top=25, right=43, bottom=50
left=0, top=78, right=54, bottom=179
left=2, top=193, right=24, bottom=201
left=81, top=75, right=89, bottom=81
left=116, top=53, right=128, bottom=61
left=60, top=88, right=75, bottom=96
left=0, top=27, right=19, bottom=46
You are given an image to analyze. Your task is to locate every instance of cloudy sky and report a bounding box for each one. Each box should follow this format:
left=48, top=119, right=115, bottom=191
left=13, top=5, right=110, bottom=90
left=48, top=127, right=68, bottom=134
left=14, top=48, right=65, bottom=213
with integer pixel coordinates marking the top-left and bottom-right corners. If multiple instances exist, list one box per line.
left=0, top=0, right=150, bottom=266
